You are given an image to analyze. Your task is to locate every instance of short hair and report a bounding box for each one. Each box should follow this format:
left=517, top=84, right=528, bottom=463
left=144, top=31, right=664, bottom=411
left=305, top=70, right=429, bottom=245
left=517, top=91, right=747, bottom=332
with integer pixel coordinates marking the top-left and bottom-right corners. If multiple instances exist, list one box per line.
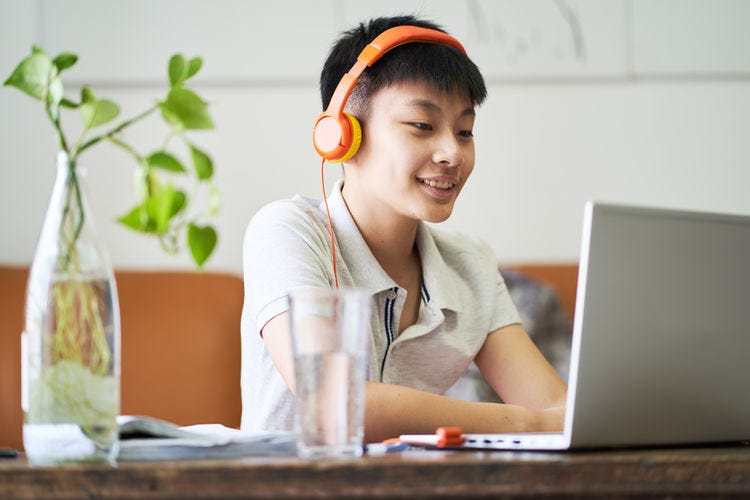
left=319, top=15, right=487, bottom=120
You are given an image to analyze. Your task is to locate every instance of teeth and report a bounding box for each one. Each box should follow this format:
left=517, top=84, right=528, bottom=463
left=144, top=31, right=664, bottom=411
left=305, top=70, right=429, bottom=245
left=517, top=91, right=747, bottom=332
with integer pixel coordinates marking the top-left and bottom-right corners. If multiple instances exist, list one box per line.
left=421, top=179, right=454, bottom=189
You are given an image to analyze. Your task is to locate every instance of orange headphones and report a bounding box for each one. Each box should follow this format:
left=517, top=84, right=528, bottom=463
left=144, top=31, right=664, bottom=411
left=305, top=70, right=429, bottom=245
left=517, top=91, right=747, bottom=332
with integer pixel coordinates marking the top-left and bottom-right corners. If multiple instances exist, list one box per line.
left=312, top=25, right=467, bottom=163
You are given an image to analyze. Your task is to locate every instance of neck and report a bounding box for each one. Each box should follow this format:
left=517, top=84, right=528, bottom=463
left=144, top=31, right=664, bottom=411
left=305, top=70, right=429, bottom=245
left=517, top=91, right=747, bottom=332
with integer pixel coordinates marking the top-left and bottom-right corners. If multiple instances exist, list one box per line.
left=341, top=183, right=420, bottom=282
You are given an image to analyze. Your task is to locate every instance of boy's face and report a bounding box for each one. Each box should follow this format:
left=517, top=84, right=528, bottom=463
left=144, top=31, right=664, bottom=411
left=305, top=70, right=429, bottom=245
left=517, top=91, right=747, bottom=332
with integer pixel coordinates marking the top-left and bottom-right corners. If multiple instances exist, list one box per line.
left=345, top=80, right=476, bottom=225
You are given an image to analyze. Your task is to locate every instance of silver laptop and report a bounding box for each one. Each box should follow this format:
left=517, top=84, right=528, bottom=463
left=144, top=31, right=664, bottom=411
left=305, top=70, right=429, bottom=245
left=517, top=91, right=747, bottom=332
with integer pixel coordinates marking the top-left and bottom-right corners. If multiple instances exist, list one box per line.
left=463, top=201, right=750, bottom=450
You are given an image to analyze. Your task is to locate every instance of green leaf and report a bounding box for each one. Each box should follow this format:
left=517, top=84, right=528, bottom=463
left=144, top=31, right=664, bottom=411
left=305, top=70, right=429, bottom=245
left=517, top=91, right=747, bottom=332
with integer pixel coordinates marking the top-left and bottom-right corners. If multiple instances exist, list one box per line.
left=147, top=151, right=187, bottom=173
left=80, top=86, right=120, bottom=129
left=117, top=205, right=155, bottom=233
left=187, top=223, right=217, bottom=268
left=3, top=48, right=62, bottom=106
left=147, top=185, right=173, bottom=233
left=169, top=190, right=186, bottom=217
left=168, top=54, right=186, bottom=87
left=53, top=52, right=78, bottom=72
left=117, top=206, right=141, bottom=231
left=159, top=87, right=214, bottom=131
left=186, top=57, right=202, bottom=79
left=190, top=144, right=213, bottom=180
left=94, top=100, right=120, bottom=122
left=145, top=184, right=186, bottom=234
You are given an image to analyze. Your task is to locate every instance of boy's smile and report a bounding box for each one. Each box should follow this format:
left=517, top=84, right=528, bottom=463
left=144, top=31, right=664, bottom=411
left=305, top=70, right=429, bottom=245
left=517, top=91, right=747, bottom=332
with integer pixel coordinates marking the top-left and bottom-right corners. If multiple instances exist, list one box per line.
left=342, top=80, right=476, bottom=230
left=417, top=174, right=460, bottom=201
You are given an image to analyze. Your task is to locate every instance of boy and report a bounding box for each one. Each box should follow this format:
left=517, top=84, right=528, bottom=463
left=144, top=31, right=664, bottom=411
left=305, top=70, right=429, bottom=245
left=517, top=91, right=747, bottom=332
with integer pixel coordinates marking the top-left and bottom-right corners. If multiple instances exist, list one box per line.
left=241, top=15, right=566, bottom=442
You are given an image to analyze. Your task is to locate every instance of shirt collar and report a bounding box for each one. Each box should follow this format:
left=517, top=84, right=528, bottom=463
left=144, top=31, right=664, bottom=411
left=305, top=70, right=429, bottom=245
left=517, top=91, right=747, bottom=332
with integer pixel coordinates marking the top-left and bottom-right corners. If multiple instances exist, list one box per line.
left=323, top=179, right=462, bottom=313
left=321, top=179, right=396, bottom=296
left=415, top=223, right=462, bottom=313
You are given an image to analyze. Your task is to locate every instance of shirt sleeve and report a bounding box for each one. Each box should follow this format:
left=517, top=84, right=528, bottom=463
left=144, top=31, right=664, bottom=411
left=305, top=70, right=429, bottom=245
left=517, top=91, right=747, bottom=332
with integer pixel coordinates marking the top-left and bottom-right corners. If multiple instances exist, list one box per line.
left=241, top=198, right=334, bottom=337
left=476, top=238, right=523, bottom=333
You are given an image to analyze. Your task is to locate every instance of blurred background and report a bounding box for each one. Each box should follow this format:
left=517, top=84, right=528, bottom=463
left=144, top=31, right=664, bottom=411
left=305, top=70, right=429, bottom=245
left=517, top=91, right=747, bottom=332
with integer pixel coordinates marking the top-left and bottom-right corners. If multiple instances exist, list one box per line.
left=1, top=0, right=749, bottom=274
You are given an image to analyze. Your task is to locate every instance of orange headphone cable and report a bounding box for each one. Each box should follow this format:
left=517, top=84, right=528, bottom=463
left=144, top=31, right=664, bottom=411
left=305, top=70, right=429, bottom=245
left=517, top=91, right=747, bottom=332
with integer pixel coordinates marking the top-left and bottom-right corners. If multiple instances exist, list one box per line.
left=320, top=157, right=340, bottom=288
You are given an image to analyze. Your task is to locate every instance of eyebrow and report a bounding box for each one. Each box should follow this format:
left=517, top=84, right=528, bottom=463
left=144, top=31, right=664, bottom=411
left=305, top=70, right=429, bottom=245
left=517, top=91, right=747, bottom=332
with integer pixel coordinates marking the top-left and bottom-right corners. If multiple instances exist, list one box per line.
left=404, top=98, right=475, bottom=117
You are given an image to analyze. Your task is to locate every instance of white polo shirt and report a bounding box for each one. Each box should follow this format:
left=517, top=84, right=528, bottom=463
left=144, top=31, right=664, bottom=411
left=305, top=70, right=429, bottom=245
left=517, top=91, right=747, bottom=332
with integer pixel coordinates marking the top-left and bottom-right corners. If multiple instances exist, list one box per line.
left=240, top=180, right=520, bottom=432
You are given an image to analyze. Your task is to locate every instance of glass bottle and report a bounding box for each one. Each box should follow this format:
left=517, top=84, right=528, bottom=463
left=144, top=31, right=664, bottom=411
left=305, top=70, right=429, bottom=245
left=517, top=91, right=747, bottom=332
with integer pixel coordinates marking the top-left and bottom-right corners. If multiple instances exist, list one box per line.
left=22, top=151, right=120, bottom=465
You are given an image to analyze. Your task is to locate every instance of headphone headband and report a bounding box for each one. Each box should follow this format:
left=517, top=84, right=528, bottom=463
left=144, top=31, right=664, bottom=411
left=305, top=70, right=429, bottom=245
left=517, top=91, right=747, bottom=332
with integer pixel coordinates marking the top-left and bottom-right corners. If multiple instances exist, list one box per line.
left=313, top=25, right=467, bottom=162
left=355, top=25, right=466, bottom=77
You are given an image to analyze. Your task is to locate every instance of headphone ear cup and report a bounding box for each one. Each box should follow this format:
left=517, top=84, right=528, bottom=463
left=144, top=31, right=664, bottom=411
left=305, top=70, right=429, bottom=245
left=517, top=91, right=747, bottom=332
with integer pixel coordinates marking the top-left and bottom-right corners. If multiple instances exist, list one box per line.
left=334, top=113, right=362, bottom=163
left=312, top=112, right=362, bottom=162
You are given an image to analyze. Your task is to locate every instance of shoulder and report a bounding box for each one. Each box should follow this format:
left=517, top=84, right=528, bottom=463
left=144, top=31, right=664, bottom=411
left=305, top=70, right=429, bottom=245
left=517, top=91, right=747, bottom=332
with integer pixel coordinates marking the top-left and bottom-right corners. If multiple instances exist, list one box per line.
left=421, top=224, right=505, bottom=295
left=420, top=224, right=520, bottom=333
left=247, top=196, right=323, bottom=233
left=242, top=196, right=336, bottom=312
left=427, top=225, right=498, bottom=271
left=245, top=196, right=329, bottom=247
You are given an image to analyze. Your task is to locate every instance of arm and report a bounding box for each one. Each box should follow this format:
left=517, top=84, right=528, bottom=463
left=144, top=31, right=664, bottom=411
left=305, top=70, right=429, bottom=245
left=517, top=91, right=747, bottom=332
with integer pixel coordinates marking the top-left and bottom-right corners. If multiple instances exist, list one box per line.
left=262, top=314, right=566, bottom=442
left=363, top=380, right=562, bottom=442
left=475, top=322, right=568, bottom=423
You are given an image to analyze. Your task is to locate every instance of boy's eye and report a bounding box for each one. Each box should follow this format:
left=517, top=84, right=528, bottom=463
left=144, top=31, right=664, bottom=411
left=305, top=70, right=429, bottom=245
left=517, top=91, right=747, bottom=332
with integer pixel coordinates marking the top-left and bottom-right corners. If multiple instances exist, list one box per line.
left=458, top=130, right=474, bottom=138
left=411, top=122, right=433, bottom=131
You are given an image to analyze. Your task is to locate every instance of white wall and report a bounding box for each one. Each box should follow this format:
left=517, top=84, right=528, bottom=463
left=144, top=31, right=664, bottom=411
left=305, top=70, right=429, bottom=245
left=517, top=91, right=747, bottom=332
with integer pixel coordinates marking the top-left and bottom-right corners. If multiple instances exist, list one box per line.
left=1, top=0, right=749, bottom=274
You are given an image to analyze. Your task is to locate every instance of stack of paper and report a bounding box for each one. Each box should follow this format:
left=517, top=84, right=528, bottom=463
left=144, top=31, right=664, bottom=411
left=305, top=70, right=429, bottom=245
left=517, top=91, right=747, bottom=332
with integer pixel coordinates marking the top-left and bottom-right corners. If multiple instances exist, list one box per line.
left=117, top=415, right=296, bottom=461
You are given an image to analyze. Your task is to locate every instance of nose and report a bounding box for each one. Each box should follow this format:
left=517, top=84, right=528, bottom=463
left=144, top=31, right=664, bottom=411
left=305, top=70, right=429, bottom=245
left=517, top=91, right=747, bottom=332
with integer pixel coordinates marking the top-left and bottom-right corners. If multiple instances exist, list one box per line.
left=432, top=132, right=464, bottom=167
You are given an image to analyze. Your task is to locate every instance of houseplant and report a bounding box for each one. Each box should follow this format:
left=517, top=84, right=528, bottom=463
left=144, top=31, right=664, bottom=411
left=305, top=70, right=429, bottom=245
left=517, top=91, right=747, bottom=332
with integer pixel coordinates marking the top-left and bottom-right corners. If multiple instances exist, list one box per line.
left=4, top=46, right=218, bottom=464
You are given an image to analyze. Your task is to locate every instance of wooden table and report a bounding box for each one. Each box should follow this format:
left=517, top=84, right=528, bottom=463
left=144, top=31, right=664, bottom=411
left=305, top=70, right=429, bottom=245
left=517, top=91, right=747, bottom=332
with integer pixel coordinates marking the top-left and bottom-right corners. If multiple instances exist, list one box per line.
left=2, top=445, right=750, bottom=499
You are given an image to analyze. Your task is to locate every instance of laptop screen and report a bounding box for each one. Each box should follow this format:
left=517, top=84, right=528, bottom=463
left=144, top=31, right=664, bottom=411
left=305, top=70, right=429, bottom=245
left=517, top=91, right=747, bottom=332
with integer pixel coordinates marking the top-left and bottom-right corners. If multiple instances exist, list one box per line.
left=566, top=202, right=750, bottom=448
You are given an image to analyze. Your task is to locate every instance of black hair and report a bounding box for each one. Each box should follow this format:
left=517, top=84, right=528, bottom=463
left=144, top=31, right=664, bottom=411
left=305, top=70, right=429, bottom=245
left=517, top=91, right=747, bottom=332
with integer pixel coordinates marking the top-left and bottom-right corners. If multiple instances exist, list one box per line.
left=319, top=15, right=487, bottom=119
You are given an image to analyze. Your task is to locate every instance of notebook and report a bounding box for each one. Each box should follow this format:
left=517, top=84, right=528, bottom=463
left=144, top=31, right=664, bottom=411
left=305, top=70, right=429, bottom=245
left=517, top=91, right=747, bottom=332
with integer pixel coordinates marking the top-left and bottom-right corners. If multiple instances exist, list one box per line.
left=433, top=201, right=750, bottom=450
